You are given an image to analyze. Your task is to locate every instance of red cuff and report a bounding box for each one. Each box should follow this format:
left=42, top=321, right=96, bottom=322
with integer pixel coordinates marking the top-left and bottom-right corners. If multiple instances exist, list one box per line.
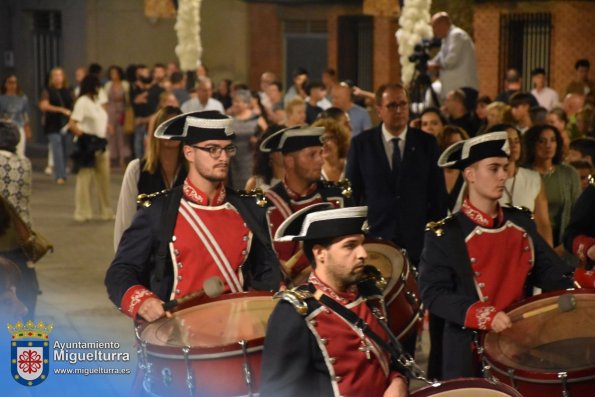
left=464, top=302, right=497, bottom=330
left=573, top=236, right=595, bottom=269
left=120, top=285, right=157, bottom=318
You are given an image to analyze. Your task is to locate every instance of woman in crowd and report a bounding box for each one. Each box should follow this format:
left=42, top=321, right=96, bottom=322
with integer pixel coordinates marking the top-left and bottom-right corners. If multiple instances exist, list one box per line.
left=312, top=117, right=350, bottom=182
left=0, top=121, right=37, bottom=319
left=438, top=125, right=469, bottom=212
left=230, top=89, right=267, bottom=190
left=488, top=124, right=553, bottom=245
left=0, top=74, right=31, bottom=157
left=113, top=106, right=186, bottom=249
left=245, top=125, right=285, bottom=192
left=524, top=124, right=581, bottom=256
left=39, top=67, right=74, bottom=184
left=419, top=107, right=447, bottom=138
left=547, top=107, right=572, bottom=159
left=68, top=74, right=113, bottom=222
left=104, top=65, right=131, bottom=169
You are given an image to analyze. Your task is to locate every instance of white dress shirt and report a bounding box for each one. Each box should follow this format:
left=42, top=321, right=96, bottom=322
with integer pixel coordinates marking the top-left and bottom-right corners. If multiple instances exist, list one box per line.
left=381, top=124, right=407, bottom=169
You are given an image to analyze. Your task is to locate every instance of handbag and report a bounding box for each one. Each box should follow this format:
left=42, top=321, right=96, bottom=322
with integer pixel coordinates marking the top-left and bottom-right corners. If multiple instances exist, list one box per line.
left=123, top=106, right=135, bottom=134
left=1, top=196, right=53, bottom=263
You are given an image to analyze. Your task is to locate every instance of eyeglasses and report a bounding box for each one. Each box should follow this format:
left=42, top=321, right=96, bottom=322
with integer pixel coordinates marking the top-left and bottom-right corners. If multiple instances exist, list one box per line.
left=384, top=101, right=409, bottom=111
left=321, top=135, right=337, bottom=143
left=191, top=144, right=237, bottom=158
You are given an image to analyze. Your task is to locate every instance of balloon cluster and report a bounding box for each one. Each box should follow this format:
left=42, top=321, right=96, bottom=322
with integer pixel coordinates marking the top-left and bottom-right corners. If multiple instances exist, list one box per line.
left=175, top=0, right=203, bottom=72
left=395, top=0, right=433, bottom=86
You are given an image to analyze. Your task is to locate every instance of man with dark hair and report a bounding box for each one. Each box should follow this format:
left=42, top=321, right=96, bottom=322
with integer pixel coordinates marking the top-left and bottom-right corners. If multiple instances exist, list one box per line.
left=569, top=160, right=593, bottom=191
left=419, top=130, right=573, bottom=379
left=566, top=59, right=595, bottom=96
left=568, top=137, right=595, bottom=165
left=529, top=105, right=548, bottom=126
left=169, top=71, right=189, bottom=105
left=261, top=126, right=353, bottom=284
left=260, top=204, right=408, bottom=397
left=530, top=67, right=559, bottom=110
left=509, top=92, right=535, bottom=133
left=304, top=81, right=325, bottom=123
left=348, top=83, right=446, bottom=265
left=105, top=111, right=281, bottom=322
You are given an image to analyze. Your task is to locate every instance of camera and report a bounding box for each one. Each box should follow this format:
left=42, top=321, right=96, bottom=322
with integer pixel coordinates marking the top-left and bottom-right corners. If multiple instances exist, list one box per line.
left=408, top=38, right=442, bottom=71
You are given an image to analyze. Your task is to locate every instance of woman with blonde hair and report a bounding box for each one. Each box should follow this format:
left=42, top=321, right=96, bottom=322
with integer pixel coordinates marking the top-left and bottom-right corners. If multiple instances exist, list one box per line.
left=312, top=117, right=350, bottom=182
left=113, top=106, right=187, bottom=249
left=485, top=101, right=511, bottom=129
left=38, top=67, right=74, bottom=184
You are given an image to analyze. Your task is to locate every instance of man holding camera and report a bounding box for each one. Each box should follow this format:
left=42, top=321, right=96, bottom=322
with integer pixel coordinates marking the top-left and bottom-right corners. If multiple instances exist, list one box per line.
left=428, top=12, right=479, bottom=111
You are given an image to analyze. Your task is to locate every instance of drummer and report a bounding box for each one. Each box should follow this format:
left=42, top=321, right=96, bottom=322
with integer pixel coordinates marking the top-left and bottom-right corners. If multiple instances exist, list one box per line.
left=418, top=130, right=574, bottom=379
left=260, top=204, right=408, bottom=397
left=105, top=111, right=281, bottom=322
left=260, top=125, right=353, bottom=284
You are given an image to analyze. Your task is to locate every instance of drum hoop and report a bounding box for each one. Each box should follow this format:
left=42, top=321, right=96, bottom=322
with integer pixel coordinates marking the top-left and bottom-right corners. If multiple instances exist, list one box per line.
left=139, top=292, right=275, bottom=353
left=411, top=377, right=523, bottom=396
left=172, top=290, right=275, bottom=313
left=486, top=357, right=595, bottom=384
left=363, top=240, right=408, bottom=300
left=145, top=344, right=264, bottom=361
left=394, top=304, right=423, bottom=340
left=482, top=289, right=595, bottom=377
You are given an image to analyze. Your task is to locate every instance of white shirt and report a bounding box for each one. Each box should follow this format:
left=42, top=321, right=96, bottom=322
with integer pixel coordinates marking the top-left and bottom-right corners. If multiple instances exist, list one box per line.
left=431, top=25, right=479, bottom=101
left=71, top=95, right=108, bottom=137
left=181, top=97, right=225, bottom=114
left=531, top=87, right=560, bottom=111
left=113, top=159, right=141, bottom=250
left=381, top=124, right=407, bottom=169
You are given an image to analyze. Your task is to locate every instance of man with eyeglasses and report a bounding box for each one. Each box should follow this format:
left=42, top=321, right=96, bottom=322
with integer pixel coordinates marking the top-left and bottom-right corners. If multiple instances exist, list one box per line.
left=260, top=125, right=353, bottom=285
left=346, top=83, right=447, bottom=364
left=105, top=111, right=281, bottom=322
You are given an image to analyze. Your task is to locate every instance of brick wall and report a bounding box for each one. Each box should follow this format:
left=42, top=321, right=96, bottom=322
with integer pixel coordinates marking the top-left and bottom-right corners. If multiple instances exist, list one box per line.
left=474, top=1, right=595, bottom=100
left=248, top=4, right=283, bottom=89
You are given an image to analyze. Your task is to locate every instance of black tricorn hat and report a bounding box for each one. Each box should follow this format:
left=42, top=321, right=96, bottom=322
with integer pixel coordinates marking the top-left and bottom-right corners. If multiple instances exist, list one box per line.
left=274, top=203, right=369, bottom=242
left=438, top=130, right=510, bottom=170
left=260, top=125, right=324, bottom=154
left=154, top=110, right=234, bottom=145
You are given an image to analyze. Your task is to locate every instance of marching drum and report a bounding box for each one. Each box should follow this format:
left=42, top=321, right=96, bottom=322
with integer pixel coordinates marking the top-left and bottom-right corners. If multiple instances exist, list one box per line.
left=363, top=239, right=422, bottom=341
left=482, top=289, right=595, bottom=397
left=136, top=291, right=277, bottom=397
left=412, top=378, right=523, bottom=396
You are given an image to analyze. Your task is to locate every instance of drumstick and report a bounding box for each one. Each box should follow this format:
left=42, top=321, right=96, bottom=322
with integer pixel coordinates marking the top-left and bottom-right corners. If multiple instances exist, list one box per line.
left=510, top=294, right=576, bottom=322
left=163, top=276, right=224, bottom=312
left=282, top=249, right=304, bottom=275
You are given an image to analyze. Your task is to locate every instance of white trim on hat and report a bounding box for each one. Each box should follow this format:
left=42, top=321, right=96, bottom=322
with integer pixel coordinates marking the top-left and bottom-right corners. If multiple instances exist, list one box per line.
left=277, top=126, right=325, bottom=150
left=438, top=130, right=509, bottom=168
left=183, top=116, right=234, bottom=136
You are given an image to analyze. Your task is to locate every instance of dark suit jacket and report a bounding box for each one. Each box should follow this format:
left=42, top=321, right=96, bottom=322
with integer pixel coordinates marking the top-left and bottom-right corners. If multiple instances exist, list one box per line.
left=346, top=125, right=447, bottom=263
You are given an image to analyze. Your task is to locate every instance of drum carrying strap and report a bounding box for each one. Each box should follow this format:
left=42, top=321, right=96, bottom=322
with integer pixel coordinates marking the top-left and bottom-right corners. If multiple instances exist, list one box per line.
left=315, top=292, right=407, bottom=375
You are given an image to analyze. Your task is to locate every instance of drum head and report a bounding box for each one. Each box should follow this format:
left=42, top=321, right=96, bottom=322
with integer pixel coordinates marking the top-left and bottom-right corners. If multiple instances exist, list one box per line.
left=364, top=240, right=406, bottom=295
left=141, top=293, right=277, bottom=349
left=484, top=291, right=595, bottom=372
left=412, top=378, right=522, bottom=396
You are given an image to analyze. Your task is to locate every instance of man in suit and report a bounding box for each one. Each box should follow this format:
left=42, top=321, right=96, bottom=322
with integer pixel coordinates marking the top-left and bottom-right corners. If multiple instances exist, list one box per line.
left=346, top=83, right=447, bottom=266
left=346, top=82, right=447, bottom=365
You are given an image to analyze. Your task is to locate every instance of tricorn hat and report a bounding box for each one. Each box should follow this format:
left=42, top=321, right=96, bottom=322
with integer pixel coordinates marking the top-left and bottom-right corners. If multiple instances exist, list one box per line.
left=154, top=110, right=234, bottom=145
left=438, top=130, right=510, bottom=170
left=260, top=125, right=324, bottom=154
left=275, top=203, right=369, bottom=242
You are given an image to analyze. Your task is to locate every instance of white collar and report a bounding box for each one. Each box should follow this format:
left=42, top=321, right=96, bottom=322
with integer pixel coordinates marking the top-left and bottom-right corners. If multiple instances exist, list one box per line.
left=382, top=124, right=407, bottom=144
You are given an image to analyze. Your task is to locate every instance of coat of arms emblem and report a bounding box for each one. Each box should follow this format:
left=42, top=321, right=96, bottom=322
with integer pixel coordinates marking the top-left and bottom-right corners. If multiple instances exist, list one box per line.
left=7, top=320, right=53, bottom=386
